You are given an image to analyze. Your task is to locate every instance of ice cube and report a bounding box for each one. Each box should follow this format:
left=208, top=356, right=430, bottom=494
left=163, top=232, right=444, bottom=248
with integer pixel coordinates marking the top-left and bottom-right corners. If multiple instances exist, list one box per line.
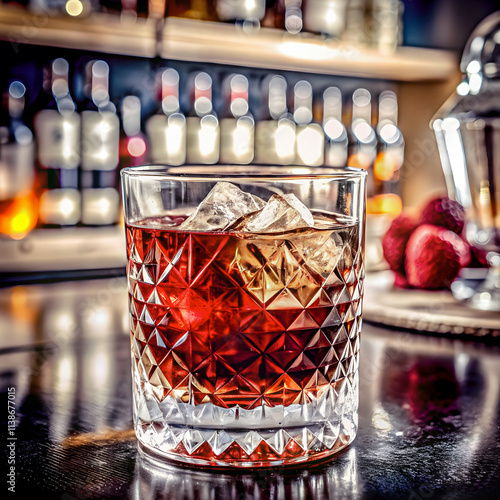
left=178, top=182, right=265, bottom=231
left=293, top=230, right=344, bottom=278
left=232, top=193, right=315, bottom=233
left=251, top=194, right=266, bottom=210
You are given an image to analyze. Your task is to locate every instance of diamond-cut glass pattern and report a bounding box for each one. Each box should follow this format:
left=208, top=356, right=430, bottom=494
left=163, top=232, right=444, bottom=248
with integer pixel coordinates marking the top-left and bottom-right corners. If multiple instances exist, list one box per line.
left=127, top=221, right=363, bottom=465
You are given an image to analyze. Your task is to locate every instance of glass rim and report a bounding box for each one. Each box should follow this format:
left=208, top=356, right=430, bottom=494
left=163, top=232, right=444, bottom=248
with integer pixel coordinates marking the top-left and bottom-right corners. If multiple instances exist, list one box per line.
left=120, top=164, right=367, bottom=182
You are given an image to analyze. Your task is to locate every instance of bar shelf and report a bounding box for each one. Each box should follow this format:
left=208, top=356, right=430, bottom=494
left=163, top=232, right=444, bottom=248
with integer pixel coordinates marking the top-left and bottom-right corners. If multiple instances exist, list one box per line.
left=0, top=6, right=457, bottom=82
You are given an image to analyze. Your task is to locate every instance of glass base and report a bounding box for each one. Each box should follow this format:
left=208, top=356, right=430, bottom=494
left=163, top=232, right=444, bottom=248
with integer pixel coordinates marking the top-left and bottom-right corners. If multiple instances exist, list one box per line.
left=135, top=423, right=356, bottom=468
left=133, top=374, right=358, bottom=468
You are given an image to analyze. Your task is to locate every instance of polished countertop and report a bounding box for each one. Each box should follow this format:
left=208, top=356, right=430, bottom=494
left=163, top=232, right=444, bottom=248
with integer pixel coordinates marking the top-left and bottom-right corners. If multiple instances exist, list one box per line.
left=1, top=277, right=499, bottom=499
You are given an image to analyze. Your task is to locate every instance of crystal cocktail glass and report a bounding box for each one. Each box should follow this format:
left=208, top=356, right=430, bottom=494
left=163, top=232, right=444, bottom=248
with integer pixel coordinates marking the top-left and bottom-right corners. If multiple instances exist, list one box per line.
left=121, top=165, right=367, bottom=467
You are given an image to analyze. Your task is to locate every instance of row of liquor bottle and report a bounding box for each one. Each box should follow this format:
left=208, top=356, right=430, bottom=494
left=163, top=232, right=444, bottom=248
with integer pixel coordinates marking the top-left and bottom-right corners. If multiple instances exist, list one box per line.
left=0, top=58, right=404, bottom=238
left=2, top=0, right=403, bottom=50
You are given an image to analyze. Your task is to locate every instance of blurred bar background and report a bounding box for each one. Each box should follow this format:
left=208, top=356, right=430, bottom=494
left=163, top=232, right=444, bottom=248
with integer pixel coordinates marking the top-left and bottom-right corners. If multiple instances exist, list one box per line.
left=0, top=0, right=498, bottom=279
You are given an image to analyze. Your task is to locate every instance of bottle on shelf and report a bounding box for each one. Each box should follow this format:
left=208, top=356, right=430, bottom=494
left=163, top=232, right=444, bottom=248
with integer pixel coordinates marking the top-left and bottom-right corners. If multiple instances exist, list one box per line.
left=285, top=0, right=303, bottom=33
left=370, top=89, right=404, bottom=215
left=219, top=74, right=254, bottom=165
left=370, top=0, right=403, bottom=52
left=275, top=0, right=303, bottom=33
left=145, top=68, right=186, bottom=166
left=347, top=88, right=377, bottom=195
left=80, top=60, right=120, bottom=226
left=186, top=71, right=219, bottom=165
left=294, top=80, right=324, bottom=166
left=34, top=58, right=81, bottom=228
left=254, top=74, right=296, bottom=165
left=323, top=86, right=348, bottom=167
left=215, top=0, right=266, bottom=27
left=303, top=0, right=349, bottom=38
left=0, top=81, right=38, bottom=239
left=119, top=95, right=148, bottom=168
left=341, top=0, right=366, bottom=46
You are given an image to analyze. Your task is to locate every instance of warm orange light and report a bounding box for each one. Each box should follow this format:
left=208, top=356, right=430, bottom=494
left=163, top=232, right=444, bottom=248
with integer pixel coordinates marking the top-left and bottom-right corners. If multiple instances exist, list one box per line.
left=10, top=286, right=39, bottom=323
left=0, top=192, right=38, bottom=239
left=348, top=153, right=372, bottom=170
left=373, top=152, right=397, bottom=181
left=367, top=193, right=402, bottom=216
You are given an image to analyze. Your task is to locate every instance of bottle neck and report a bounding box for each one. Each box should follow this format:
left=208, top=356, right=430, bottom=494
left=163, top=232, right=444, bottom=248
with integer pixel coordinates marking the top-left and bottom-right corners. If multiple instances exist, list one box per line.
left=377, top=90, right=398, bottom=128
left=8, top=82, right=26, bottom=121
left=323, top=87, right=342, bottom=123
left=224, top=74, right=250, bottom=118
left=191, top=72, right=214, bottom=117
left=293, top=81, right=313, bottom=125
left=49, top=58, right=76, bottom=115
left=323, top=88, right=346, bottom=142
left=161, top=68, right=180, bottom=116
left=266, top=75, right=287, bottom=120
left=88, top=61, right=111, bottom=109
left=351, top=88, right=372, bottom=126
left=192, top=96, right=213, bottom=117
left=5, top=82, right=33, bottom=147
left=122, top=96, right=142, bottom=137
left=377, top=92, right=403, bottom=146
left=51, top=60, right=70, bottom=99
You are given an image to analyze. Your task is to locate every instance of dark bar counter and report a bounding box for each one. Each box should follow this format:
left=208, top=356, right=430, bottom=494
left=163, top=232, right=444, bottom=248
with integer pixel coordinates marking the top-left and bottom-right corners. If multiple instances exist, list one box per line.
left=1, top=277, right=499, bottom=499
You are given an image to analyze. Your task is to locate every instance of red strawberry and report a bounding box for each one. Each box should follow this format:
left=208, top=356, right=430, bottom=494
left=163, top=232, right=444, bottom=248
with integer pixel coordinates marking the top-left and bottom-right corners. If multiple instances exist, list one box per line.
left=405, top=224, right=470, bottom=289
left=382, top=213, right=418, bottom=273
left=420, top=196, right=465, bottom=234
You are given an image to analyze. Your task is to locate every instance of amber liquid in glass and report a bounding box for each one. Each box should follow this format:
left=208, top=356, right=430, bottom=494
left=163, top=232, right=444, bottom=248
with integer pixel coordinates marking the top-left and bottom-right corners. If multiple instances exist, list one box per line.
left=127, top=214, right=363, bottom=465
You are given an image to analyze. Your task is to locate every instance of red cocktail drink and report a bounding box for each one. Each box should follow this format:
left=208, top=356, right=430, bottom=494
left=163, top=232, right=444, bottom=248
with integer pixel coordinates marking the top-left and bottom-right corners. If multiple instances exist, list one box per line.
left=127, top=213, right=363, bottom=465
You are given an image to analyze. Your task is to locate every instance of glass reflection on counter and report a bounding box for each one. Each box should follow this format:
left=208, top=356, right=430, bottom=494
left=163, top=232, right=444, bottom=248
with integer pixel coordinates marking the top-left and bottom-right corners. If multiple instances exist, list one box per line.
left=35, top=286, right=127, bottom=439
left=0, top=279, right=130, bottom=444
left=132, top=446, right=360, bottom=500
